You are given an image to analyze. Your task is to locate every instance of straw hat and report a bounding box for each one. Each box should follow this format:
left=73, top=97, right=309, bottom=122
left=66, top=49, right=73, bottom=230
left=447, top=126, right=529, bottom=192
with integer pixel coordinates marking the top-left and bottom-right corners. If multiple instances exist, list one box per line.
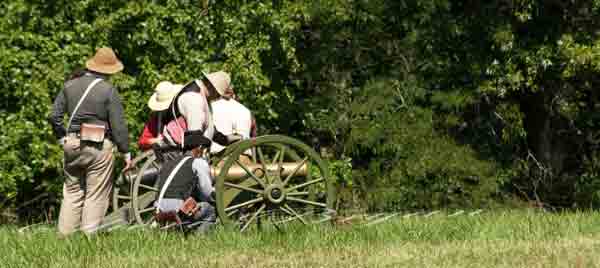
left=85, top=47, right=124, bottom=74
left=201, top=71, right=233, bottom=97
left=147, top=81, right=184, bottom=111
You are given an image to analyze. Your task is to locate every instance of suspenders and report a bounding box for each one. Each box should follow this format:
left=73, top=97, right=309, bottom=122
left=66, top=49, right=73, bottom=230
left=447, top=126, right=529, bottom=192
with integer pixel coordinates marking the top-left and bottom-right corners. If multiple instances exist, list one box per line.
left=155, top=156, right=192, bottom=212
left=67, top=78, right=102, bottom=131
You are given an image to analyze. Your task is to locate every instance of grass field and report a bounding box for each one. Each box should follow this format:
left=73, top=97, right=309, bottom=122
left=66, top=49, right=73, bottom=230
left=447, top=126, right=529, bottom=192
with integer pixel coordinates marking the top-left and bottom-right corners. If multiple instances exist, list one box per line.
left=2, top=210, right=600, bottom=268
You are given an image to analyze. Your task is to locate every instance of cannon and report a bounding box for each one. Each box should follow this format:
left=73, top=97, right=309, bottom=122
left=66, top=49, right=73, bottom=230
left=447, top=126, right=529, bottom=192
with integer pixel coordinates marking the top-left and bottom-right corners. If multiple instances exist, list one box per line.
left=111, top=135, right=336, bottom=232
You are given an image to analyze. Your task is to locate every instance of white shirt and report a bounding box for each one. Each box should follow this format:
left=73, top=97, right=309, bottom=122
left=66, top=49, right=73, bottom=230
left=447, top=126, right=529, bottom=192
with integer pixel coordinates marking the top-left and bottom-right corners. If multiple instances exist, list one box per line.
left=163, top=91, right=214, bottom=146
left=210, top=98, right=252, bottom=153
left=177, top=91, right=214, bottom=139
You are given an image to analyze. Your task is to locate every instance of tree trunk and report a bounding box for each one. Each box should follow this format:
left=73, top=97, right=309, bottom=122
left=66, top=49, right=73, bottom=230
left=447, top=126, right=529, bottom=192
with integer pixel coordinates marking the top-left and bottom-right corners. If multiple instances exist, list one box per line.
left=519, top=89, right=573, bottom=204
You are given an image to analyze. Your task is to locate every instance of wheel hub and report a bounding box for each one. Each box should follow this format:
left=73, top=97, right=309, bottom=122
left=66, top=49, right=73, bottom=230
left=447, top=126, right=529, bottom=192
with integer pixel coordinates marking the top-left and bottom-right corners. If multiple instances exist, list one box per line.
left=265, top=184, right=285, bottom=204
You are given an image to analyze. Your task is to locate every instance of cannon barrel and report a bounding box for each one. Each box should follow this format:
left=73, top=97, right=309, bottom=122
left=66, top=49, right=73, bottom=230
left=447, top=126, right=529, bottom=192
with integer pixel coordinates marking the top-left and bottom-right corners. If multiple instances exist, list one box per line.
left=211, top=162, right=308, bottom=181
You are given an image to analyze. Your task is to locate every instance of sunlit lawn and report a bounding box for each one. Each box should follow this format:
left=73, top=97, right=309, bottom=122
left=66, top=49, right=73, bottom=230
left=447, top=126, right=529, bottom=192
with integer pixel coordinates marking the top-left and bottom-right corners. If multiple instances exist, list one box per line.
left=2, top=210, right=600, bottom=267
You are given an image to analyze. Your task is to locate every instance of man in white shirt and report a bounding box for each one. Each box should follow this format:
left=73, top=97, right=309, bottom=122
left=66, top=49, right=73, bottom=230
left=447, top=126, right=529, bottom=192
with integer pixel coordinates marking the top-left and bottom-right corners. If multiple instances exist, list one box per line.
left=159, top=71, right=229, bottom=148
left=210, top=85, right=253, bottom=155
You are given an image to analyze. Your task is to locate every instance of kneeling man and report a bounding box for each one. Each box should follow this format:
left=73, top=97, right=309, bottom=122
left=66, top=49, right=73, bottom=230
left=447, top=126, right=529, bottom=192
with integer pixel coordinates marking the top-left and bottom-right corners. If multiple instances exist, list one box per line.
left=154, top=130, right=217, bottom=232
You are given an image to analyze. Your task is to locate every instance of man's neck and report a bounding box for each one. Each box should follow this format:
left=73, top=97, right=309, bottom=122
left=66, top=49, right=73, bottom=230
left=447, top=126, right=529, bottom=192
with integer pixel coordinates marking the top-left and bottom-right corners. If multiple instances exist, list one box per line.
left=85, top=70, right=108, bottom=80
left=201, top=86, right=216, bottom=102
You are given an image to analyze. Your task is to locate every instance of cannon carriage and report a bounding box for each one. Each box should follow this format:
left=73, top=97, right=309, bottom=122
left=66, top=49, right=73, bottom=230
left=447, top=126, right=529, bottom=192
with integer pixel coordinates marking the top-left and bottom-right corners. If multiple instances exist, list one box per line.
left=111, top=135, right=336, bottom=232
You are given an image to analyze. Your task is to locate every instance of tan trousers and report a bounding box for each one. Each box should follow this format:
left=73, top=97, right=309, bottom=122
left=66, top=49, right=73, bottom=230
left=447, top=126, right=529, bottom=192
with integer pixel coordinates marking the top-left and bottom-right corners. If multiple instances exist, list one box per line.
left=58, top=134, right=114, bottom=235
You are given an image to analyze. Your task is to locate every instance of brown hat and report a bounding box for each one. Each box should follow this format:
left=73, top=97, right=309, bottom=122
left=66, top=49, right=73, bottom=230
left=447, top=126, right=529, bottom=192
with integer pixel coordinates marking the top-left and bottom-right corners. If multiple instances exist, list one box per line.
left=85, top=47, right=124, bottom=74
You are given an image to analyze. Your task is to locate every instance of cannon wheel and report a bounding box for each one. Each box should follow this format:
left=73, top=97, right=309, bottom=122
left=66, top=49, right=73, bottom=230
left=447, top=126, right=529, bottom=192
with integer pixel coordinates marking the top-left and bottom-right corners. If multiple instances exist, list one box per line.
left=131, top=152, right=161, bottom=225
left=111, top=150, right=155, bottom=222
left=215, top=135, right=336, bottom=232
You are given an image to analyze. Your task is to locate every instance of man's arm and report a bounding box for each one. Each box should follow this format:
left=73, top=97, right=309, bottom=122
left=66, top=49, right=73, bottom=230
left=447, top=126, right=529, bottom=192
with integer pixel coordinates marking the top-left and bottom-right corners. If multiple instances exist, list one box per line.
left=138, top=115, right=158, bottom=151
left=48, top=89, right=67, bottom=142
left=212, top=128, right=241, bottom=146
left=107, top=86, right=130, bottom=154
left=192, top=158, right=214, bottom=203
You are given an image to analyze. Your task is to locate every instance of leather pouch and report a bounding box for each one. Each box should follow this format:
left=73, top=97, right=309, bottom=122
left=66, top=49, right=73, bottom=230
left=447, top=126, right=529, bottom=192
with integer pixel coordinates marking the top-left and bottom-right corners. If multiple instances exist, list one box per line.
left=80, top=123, right=106, bottom=143
left=154, top=211, right=182, bottom=225
left=179, top=197, right=199, bottom=217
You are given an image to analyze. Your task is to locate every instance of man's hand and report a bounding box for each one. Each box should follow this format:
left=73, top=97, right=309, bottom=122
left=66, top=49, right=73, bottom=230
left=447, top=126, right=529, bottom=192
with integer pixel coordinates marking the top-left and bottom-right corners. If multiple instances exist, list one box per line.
left=123, top=153, right=133, bottom=171
left=151, top=139, right=173, bottom=152
left=149, top=135, right=163, bottom=145
left=226, top=134, right=243, bottom=144
left=124, top=159, right=133, bottom=171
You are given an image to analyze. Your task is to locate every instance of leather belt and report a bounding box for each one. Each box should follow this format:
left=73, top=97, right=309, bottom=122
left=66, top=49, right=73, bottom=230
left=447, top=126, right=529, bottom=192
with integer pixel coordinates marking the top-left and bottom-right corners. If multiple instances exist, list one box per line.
left=67, top=132, right=112, bottom=143
left=67, top=132, right=81, bottom=138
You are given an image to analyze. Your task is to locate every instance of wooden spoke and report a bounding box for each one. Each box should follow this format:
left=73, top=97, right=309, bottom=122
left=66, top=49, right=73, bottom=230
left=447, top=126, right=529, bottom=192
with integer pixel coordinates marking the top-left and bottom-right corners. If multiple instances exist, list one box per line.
left=138, top=184, right=159, bottom=192
left=286, top=191, right=309, bottom=196
left=272, top=146, right=286, bottom=165
left=272, top=150, right=281, bottom=165
left=138, top=207, right=155, bottom=214
left=256, top=147, right=268, bottom=176
left=224, top=182, right=264, bottom=195
left=144, top=217, right=155, bottom=225
left=234, top=159, right=267, bottom=188
left=282, top=157, right=309, bottom=186
left=279, top=146, right=286, bottom=165
left=275, top=146, right=287, bottom=184
left=116, top=195, right=131, bottom=200
left=226, top=209, right=239, bottom=217
left=286, top=178, right=324, bottom=192
left=307, top=161, right=316, bottom=205
left=282, top=204, right=308, bottom=225
left=125, top=171, right=136, bottom=181
left=241, top=204, right=266, bottom=233
left=151, top=161, right=160, bottom=169
left=287, top=197, right=327, bottom=208
left=225, top=197, right=264, bottom=213
left=251, top=148, right=257, bottom=163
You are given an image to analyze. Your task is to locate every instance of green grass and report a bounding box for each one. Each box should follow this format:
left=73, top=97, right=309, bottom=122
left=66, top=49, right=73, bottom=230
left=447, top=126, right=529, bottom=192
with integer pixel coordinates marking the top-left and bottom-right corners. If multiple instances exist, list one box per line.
left=2, top=210, right=600, bottom=267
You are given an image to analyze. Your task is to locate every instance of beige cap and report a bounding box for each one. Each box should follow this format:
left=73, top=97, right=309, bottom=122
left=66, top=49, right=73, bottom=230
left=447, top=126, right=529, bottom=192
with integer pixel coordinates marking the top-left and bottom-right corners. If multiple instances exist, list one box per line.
left=147, top=81, right=184, bottom=111
left=201, top=71, right=233, bottom=96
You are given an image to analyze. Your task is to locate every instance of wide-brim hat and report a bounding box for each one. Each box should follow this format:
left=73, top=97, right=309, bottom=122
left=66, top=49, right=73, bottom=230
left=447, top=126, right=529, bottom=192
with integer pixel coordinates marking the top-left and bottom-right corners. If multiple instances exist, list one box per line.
left=183, top=130, right=211, bottom=150
left=200, top=71, right=233, bottom=97
left=147, top=81, right=184, bottom=111
left=85, top=47, right=124, bottom=74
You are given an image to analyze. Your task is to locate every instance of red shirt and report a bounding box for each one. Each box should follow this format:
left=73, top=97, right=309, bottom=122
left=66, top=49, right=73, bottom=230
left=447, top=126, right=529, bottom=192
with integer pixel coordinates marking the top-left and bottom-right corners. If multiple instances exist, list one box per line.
left=138, top=115, right=159, bottom=151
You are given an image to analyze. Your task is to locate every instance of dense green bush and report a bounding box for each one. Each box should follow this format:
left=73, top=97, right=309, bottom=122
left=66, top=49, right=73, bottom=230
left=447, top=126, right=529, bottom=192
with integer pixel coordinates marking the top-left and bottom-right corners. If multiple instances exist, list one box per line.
left=343, top=79, right=499, bottom=210
left=2, top=0, right=600, bottom=219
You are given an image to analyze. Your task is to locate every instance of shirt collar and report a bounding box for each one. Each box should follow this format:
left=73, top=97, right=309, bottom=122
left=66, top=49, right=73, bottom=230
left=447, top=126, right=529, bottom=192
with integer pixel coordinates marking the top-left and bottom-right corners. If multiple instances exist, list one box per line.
left=84, top=70, right=108, bottom=80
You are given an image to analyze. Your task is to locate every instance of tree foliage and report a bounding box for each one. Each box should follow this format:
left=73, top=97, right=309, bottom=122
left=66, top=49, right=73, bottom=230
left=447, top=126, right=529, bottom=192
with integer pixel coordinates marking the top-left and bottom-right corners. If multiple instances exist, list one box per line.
left=1, top=0, right=600, bottom=218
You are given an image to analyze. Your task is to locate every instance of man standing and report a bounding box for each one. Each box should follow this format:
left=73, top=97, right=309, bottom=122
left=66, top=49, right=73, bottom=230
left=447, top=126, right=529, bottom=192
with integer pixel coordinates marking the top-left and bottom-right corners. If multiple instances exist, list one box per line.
left=49, top=47, right=131, bottom=235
